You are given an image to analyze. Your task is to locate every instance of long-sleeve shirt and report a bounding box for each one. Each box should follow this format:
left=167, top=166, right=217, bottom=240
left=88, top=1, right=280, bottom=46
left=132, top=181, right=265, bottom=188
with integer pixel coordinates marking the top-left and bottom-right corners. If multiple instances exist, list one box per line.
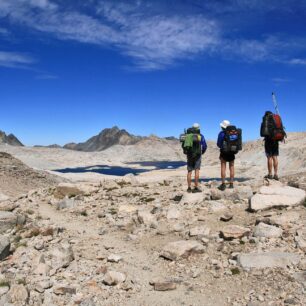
left=217, top=131, right=225, bottom=150
left=200, top=134, right=207, bottom=154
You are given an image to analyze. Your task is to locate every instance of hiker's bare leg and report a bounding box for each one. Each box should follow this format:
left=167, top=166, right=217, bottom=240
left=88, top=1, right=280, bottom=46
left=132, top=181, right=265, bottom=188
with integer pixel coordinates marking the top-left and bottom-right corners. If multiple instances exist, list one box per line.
left=229, top=161, right=235, bottom=183
left=267, top=157, right=273, bottom=175
left=195, top=169, right=200, bottom=187
left=272, top=156, right=278, bottom=176
left=187, top=171, right=192, bottom=188
left=221, top=159, right=226, bottom=184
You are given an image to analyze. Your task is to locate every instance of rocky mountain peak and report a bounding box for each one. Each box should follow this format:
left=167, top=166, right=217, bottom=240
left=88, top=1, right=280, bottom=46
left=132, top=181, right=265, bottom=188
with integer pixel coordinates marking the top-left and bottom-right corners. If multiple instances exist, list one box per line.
left=0, top=130, right=23, bottom=146
left=64, top=126, right=142, bottom=152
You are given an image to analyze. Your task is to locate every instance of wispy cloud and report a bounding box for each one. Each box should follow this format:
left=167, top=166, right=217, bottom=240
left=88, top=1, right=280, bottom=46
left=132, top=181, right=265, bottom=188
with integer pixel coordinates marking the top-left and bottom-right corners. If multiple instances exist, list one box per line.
left=0, top=27, right=9, bottom=35
left=35, top=73, right=58, bottom=80
left=0, top=0, right=220, bottom=70
left=0, top=51, right=35, bottom=68
left=1, top=0, right=306, bottom=71
left=288, top=58, right=306, bottom=65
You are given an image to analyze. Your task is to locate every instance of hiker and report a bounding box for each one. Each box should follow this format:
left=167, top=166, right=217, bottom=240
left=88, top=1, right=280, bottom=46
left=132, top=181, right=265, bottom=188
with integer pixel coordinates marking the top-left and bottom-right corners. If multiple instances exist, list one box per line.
left=181, top=123, right=207, bottom=193
left=217, top=120, right=242, bottom=191
left=261, top=111, right=285, bottom=180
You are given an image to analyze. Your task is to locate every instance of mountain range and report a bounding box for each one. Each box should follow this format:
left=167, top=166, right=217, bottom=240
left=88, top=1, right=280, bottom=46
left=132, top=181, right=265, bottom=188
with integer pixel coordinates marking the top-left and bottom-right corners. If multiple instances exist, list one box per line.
left=0, top=130, right=23, bottom=146
left=63, top=126, right=175, bottom=152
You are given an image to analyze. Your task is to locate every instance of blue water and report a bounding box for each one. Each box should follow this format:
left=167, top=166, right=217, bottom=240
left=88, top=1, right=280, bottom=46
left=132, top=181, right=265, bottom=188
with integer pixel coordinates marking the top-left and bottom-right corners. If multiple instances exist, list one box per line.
left=55, top=161, right=186, bottom=176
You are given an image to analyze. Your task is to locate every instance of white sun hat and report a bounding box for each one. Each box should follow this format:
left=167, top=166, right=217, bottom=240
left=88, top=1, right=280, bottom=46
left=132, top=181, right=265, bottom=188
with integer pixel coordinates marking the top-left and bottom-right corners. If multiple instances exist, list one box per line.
left=193, top=123, right=200, bottom=129
left=220, top=120, right=230, bottom=129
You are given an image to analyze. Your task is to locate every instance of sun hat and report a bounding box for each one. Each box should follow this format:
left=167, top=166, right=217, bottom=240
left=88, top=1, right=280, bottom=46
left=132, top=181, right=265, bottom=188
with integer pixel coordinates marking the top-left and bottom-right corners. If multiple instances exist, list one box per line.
left=220, top=120, right=230, bottom=129
left=193, top=123, right=200, bottom=129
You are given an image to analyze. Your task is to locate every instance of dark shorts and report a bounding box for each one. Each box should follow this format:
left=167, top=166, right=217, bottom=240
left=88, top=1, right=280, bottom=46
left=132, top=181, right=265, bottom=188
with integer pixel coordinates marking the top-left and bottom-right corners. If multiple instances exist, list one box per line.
left=187, top=155, right=201, bottom=172
left=220, top=152, right=235, bottom=163
left=265, top=139, right=279, bottom=157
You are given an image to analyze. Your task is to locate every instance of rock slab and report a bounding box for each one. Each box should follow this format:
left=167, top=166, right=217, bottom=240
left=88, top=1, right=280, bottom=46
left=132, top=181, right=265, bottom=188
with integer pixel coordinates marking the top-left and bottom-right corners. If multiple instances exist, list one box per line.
left=238, top=252, right=300, bottom=269
left=0, top=211, right=17, bottom=234
left=160, top=240, right=205, bottom=261
left=253, top=222, right=283, bottom=238
left=250, top=185, right=306, bottom=211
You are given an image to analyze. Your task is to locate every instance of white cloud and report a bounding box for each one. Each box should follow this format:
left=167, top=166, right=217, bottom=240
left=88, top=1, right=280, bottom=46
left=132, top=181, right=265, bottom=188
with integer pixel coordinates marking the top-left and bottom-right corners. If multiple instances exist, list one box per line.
left=0, top=51, right=35, bottom=68
left=288, top=58, right=306, bottom=65
left=0, top=0, right=220, bottom=70
left=1, top=0, right=306, bottom=70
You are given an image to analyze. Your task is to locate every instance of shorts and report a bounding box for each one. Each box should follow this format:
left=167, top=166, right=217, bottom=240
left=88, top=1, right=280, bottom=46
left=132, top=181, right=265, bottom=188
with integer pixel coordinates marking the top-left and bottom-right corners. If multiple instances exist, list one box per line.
left=187, top=155, right=201, bottom=172
left=220, top=152, right=235, bottom=163
left=265, top=139, right=279, bottom=157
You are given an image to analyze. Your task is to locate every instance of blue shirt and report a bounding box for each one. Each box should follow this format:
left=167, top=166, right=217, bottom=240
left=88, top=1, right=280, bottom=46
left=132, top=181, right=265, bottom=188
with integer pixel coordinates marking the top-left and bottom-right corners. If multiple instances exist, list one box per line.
left=217, top=131, right=225, bottom=149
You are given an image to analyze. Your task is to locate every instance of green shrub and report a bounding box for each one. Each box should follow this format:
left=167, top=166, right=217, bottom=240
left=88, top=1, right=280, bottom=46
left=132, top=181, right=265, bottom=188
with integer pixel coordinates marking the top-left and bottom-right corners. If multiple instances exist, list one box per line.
left=231, top=268, right=240, bottom=275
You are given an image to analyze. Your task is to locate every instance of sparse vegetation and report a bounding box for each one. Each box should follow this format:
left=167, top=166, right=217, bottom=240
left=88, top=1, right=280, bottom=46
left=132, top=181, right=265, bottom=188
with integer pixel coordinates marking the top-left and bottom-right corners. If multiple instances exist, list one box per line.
left=231, top=268, right=240, bottom=275
left=0, top=281, right=10, bottom=288
left=25, top=209, right=35, bottom=215
left=141, top=197, right=155, bottom=203
left=80, top=210, right=88, bottom=217
left=17, top=278, right=26, bottom=285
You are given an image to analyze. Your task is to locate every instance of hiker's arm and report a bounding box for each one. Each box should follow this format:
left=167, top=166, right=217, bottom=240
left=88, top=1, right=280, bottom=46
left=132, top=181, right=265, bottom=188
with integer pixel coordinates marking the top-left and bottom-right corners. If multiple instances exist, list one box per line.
left=217, top=132, right=223, bottom=149
left=201, top=135, right=207, bottom=154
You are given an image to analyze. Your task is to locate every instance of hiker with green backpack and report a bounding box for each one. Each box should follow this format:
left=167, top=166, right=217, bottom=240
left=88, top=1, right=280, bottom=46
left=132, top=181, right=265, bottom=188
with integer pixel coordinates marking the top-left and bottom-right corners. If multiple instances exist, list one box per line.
left=217, top=120, right=242, bottom=191
left=180, top=123, right=207, bottom=193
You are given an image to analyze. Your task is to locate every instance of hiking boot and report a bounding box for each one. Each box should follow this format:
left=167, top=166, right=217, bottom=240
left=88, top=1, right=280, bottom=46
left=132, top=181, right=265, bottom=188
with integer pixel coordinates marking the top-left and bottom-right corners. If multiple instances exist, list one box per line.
left=229, top=183, right=234, bottom=189
left=264, top=174, right=273, bottom=179
left=273, top=175, right=279, bottom=181
left=187, top=187, right=192, bottom=193
left=218, top=183, right=226, bottom=191
left=192, top=187, right=202, bottom=193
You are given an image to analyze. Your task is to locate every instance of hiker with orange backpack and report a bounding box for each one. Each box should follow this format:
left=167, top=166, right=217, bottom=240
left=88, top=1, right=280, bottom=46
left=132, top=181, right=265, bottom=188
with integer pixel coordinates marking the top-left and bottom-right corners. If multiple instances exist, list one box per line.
left=260, top=93, right=286, bottom=180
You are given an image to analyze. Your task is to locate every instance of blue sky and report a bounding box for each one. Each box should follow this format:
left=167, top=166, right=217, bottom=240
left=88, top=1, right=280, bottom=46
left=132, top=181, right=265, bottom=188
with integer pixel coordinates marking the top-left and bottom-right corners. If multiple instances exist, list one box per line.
left=0, top=0, right=306, bottom=146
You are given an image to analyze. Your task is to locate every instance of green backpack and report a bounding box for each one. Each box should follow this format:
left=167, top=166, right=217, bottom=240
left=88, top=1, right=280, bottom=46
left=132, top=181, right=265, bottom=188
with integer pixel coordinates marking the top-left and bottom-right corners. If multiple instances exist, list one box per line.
left=180, top=128, right=202, bottom=158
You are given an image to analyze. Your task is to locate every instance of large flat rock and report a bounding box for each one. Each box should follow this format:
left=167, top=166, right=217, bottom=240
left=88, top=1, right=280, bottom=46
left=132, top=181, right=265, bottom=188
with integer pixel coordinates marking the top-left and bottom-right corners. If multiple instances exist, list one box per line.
left=238, top=252, right=301, bottom=269
left=250, top=185, right=306, bottom=211
left=160, top=240, right=205, bottom=261
left=211, top=186, right=253, bottom=201
left=0, top=211, right=17, bottom=234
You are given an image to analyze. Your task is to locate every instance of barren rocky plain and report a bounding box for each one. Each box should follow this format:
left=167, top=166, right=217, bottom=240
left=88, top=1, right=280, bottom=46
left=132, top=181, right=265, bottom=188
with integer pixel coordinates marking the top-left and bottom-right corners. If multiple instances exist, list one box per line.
left=0, top=132, right=305, bottom=306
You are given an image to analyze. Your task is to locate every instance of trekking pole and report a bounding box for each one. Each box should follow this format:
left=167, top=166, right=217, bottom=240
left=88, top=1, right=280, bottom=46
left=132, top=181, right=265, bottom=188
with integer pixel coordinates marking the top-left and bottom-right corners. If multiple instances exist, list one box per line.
left=272, top=92, right=280, bottom=115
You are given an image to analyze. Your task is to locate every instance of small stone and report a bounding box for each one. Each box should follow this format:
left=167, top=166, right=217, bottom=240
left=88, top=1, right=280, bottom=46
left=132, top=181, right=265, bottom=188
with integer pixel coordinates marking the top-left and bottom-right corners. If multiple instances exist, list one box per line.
left=8, top=285, right=29, bottom=304
left=103, top=271, right=126, bottom=286
left=98, top=228, right=108, bottom=235
left=167, top=206, right=181, bottom=220
left=0, top=236, right=10, bottom=260
left=160, top=240, right=205, bottom=261
left=221, top=225, right=250, bottom=240
left=220, top=213, right=233, bottom=222
left=0, top=211, right=17, bottom=234
left=154, top=282, right=177, bottom=291
left=107, top=254, right=123, bottom=263
left=53, top=284, right=76, bottom=295
left=189, top=226, right=210, bottom=238
left=253, top=222, right=283, bottom=238
left=57, top=197, right=76, bottom=210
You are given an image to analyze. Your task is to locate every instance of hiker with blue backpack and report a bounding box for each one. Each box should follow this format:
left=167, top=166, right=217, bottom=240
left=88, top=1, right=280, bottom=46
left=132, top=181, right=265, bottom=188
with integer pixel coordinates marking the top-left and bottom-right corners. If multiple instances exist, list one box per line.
left=180, top=123, right=207, bottom=193
left=217, top=120, right=242, bottom=191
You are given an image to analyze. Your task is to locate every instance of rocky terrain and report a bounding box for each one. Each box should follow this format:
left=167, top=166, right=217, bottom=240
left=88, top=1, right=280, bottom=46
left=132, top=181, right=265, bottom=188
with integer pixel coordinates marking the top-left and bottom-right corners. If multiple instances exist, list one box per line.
left=0, top=131, right=23, bottom=147
left=0, top=131, right=305, bottom=305
left=0, top=174, right=305, bottom=306
left=0, top=152, right=63, bottom=197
